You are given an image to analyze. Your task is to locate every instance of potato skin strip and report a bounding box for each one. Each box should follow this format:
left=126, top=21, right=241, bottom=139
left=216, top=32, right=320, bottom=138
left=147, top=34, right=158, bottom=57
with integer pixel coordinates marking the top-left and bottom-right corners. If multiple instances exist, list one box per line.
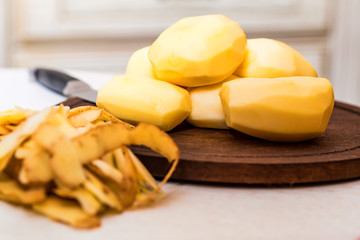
left=0, top=105, right=180, bottom=229
left=32, top=197, right=101, bottom=229
left=53, top=187, right=103, bottom=215
left=33, top=124, right=86, bottom=188
left=0, top=173, right=46, bottom=204
left=0, top=108, right=52, bottom=171
left=72, top=122, right=132, bottom=164
left=130, top=123, right=179, bottom=164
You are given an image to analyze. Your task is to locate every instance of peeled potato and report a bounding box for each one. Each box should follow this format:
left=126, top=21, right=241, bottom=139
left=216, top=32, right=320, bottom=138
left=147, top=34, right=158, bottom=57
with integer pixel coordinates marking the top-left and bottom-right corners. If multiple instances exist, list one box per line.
left=97, top=75, right=191, bottom=131
left=126, top=46, right=156, bottom=79
left=149, top=14, right=247, bottom=87
left=234, top=38, right=317, bottom=78
left=219, top=77, right=334, bottom=142
left=187, top=75, right=238, bottom=129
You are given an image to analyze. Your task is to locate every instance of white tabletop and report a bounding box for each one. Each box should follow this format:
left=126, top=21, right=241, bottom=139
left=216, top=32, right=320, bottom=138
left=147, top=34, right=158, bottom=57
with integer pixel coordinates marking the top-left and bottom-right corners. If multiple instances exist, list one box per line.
left=0, top=68, right=360, bottom=240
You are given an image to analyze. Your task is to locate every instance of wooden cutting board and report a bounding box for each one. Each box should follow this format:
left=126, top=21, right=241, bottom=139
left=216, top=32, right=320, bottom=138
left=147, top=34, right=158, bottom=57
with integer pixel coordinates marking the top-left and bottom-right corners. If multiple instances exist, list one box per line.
left=61, top=97, right=360, bottom=185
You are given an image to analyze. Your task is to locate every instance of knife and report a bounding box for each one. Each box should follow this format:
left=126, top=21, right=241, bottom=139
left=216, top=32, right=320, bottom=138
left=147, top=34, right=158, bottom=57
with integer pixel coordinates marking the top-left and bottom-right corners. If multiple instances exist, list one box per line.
left=31, top=68, right=98, bottom=103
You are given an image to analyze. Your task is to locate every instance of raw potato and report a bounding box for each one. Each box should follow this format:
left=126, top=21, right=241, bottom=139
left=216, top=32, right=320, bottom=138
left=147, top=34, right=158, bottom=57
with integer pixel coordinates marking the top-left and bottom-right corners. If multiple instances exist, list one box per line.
left=234, top=38, right=318, bottom=78
left=149, top=14, right=247, bottom=87
left=219, top=77, right=334, bottom=141
left=187, top=75, right=238, bottom=129
left=0, top=105, right=180, bottom=229
left=126, top=46, right=156, bottom=79
left=97, top=75, right=191, bottom=131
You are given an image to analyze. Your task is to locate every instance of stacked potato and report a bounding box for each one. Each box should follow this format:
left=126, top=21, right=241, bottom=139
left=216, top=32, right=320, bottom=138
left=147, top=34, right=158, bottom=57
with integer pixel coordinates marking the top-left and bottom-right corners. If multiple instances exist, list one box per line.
left=97, top=14, right=334, bottom=142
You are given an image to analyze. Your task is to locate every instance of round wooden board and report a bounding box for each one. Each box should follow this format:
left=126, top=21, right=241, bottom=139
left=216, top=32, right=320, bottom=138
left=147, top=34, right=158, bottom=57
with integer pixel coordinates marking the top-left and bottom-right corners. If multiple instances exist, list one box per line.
left=62, top=98, right=360, bottom=185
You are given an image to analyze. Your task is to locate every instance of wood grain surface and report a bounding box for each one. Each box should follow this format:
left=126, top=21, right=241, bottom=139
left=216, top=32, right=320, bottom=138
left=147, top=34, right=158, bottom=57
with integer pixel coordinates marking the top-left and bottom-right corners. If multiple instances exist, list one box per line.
left=61, top=97, right=360, bottom=185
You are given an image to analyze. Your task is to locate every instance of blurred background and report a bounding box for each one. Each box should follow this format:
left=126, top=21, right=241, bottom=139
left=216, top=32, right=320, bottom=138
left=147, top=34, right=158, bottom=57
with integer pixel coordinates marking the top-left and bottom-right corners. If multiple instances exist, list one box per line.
left=0, top=0, right=359, bottom=105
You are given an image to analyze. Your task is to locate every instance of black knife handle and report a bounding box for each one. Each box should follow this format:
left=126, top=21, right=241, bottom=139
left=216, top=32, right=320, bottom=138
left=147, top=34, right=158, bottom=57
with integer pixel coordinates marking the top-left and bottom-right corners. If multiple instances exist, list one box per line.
left=31, top=68, right=79, bottom=95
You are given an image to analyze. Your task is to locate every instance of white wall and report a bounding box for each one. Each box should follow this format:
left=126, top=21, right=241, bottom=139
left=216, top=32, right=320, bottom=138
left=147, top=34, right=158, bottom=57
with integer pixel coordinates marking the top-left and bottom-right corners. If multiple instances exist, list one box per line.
left=1, top=0, right=360, bottom=106
left=329, top=0, right=360, bottom=106
left=0, top=0, right=7, bottom=67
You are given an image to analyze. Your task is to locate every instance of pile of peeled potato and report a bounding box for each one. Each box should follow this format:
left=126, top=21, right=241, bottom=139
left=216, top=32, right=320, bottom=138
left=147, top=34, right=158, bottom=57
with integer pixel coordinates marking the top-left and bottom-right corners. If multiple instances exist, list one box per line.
left=97, top=14, right=334, bottom=142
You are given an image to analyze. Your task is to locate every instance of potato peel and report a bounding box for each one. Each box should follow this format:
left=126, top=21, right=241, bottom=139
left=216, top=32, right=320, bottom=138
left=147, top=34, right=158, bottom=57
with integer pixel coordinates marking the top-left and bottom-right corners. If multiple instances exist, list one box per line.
left=68, top=109, right=102, bottom=127
left=83, top=169, right=123, bottom=211
left=17, top=140, right=52, bottom=185
left=0, top=107, right=53, bottom=171
left=53, top=187, right=103, bottom=215
left=32, top=196, right=101, bottom=229
left=0, top=173, right=46, bottom=204
left=72, top=122, right=132, bottom=164
left=0, top=105, right=180, bottom=229
left=33, top=124, right=86, bottom=188
left=87, top=159, right=124, bottom=184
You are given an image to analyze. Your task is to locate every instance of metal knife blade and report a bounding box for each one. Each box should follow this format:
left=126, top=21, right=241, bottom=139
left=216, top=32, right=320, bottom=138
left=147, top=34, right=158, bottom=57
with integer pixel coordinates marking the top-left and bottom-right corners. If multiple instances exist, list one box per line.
left=30, top=68, right=98, bottom=103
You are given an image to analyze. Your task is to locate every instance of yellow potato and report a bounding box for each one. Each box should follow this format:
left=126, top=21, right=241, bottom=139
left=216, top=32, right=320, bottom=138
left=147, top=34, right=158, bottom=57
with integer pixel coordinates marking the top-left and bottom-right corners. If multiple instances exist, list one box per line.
left=219, top=77, right=334, bottom=142
left=234, top=38, right=317, bottom=78
left=97, top=75, right=191, bottom=131
left=126, top=46, right=156, bottom=79
left=187, top=75, right=238, bottom=129
left=149, top=14, right=247, bottom=87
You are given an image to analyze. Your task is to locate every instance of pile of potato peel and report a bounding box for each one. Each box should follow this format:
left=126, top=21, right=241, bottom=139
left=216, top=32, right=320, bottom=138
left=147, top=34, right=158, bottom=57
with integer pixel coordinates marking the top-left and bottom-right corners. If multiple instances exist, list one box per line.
left=0, top=105, right=179, bottom=229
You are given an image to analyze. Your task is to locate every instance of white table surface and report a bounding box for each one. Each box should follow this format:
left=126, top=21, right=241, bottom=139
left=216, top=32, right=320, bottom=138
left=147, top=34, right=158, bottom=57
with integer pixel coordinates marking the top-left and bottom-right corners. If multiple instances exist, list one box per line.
left=0, top=68, right=360, bottom=240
